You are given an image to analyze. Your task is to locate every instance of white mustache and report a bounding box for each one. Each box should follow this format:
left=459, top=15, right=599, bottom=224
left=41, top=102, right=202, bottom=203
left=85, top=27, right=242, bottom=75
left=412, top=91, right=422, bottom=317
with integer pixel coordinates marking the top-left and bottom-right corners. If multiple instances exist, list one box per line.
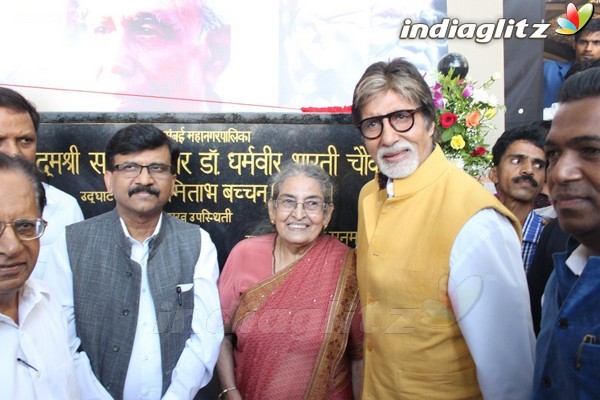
left=378, top=142, right=415, bottom=158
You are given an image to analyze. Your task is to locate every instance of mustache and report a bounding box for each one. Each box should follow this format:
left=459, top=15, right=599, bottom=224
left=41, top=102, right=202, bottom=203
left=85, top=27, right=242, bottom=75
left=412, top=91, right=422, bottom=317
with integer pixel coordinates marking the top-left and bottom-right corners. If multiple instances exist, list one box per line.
left=379, top=141, right=414, bottom=156
left=128, top=185, right=160, bottom=197
left=512, top=175, right=539, bottom=187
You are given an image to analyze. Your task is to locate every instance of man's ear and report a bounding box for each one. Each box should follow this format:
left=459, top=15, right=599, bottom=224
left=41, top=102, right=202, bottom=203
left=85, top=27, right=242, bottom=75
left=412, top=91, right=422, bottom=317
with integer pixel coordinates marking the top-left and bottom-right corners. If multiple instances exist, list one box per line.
left=489, top=166, right=498, bottom=184
left=168, top=173, right=177, bottom=197
left=426, top=120, right=435, bottom=140
left=104, top=170, right=114, bottom=194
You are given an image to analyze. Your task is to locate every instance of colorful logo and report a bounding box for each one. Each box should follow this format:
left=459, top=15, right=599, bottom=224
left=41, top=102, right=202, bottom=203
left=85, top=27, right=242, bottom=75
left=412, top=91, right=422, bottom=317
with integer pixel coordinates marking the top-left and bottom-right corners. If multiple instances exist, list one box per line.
left=556, top=2, right=594, bottom=35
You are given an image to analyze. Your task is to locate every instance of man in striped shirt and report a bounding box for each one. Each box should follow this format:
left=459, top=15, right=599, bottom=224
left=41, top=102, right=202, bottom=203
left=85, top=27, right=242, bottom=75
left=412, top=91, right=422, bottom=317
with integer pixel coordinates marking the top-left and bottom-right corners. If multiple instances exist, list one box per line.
left=489, top=122, right=549, bottom=273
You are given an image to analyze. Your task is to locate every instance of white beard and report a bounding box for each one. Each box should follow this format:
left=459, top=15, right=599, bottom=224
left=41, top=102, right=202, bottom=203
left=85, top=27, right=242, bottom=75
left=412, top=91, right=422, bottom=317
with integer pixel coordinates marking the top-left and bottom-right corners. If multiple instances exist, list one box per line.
left=376, top=141, right=419, bottom=179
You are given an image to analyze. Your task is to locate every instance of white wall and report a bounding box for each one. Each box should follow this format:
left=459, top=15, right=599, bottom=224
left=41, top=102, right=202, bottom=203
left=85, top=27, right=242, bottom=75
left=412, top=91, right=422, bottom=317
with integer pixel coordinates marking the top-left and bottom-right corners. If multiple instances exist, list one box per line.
left=447, top=0, right=505, bottom=143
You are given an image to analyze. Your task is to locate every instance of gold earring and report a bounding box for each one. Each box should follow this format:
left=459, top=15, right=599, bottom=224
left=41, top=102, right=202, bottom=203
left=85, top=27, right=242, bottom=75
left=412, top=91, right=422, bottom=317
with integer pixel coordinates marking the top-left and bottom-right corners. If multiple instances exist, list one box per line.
left=270, top=220, right=275, bottom=225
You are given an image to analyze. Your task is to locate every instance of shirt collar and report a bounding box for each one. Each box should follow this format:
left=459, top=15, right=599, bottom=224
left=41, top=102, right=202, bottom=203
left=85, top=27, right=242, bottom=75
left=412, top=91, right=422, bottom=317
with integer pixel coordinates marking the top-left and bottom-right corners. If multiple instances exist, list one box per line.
left=119, top=213, right=163, bottom=246
left=0, top=280, right=50, bottom=326
left=386, top=177, right=394, bottom=198
left=565, top=244, right=591, bottom=276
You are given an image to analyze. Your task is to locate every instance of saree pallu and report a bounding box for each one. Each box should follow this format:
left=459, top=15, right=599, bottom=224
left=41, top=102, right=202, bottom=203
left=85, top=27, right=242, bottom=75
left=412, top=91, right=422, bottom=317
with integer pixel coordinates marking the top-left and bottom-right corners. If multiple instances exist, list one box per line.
left=230, top=235, right=362, bottom=399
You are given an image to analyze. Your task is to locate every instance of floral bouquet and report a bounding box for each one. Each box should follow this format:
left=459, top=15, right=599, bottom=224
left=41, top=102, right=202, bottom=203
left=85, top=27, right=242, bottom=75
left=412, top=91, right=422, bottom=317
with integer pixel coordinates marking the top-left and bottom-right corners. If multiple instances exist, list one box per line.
left=430, top=69, right=504, bottom=177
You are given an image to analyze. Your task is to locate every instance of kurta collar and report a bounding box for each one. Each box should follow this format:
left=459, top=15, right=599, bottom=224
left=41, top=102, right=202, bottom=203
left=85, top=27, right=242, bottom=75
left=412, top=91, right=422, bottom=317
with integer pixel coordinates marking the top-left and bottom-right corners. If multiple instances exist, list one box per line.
left=109, top=209, right=168, bottom=259
left=566, top=242, right=592, bottom=276
left=119, top=213, right=163, bottom=246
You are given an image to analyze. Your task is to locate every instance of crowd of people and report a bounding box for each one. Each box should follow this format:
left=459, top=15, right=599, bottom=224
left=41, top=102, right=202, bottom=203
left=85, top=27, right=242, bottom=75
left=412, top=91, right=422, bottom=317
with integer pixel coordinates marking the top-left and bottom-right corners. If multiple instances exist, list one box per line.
left=2, top=48, right=600, bottom=400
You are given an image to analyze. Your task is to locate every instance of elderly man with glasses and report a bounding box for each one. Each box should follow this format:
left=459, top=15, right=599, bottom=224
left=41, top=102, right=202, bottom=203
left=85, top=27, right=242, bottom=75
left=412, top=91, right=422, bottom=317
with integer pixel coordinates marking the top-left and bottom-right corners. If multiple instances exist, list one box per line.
left=46, top=124, right=223, bottom=400
left=0, top=87, right=84, bottom=281
left=352, top=58, right=536, bottom=399
left=0, top=153, right=109, bottom=399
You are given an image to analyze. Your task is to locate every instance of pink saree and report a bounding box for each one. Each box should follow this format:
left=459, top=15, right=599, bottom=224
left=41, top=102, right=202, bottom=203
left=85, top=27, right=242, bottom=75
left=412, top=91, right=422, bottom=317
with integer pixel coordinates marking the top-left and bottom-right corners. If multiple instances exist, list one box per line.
left=220, top=234, right=362, bottom=399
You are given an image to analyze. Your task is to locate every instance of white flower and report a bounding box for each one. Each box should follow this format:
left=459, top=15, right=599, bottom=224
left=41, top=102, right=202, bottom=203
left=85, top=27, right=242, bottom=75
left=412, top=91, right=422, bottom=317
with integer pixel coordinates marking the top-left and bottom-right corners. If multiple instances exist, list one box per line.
left=449, top=156, right=465, bottom=169
left=491, top=72, right=501, bottom=81
left=488, top=95, right=498, bottom=107
left=423, top=71, right=438, bottom=86
left=472, top=88, right=489, bottom=104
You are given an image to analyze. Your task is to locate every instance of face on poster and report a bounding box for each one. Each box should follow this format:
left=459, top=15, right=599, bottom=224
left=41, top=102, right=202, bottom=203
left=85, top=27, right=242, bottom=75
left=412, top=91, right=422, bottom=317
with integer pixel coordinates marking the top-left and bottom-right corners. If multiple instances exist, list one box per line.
left=0, top=0, right=446, bottom=112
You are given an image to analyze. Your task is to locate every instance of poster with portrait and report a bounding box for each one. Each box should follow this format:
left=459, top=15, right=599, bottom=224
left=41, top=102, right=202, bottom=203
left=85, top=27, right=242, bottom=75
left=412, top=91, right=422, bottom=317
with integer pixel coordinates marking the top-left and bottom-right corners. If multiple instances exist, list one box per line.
left=0, top=0, right=447, bottom=112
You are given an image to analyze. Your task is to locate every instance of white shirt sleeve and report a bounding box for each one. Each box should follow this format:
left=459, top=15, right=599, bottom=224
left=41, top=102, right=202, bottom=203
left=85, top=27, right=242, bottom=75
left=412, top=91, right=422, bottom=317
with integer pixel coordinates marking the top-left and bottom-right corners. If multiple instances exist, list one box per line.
left=45, top=229, right=113, bottom=399
left=449, top=209, right=535, bottom=400
left=162, top=228, right=224, bottom=400
left=33, top=184, right=84, bottom=281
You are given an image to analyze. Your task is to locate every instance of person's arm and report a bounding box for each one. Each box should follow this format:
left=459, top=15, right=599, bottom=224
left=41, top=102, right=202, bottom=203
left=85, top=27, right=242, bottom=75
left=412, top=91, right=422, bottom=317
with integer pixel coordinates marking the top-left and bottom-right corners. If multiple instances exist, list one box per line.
left=45, top=230, right=113, bottom=399
left=449, top=209, right=535, bottom=400
left=215, top=335, right=243, bottom=400
left=64, top=191, right=85, bottom=223
left=162, top=229, right=224, bottom=400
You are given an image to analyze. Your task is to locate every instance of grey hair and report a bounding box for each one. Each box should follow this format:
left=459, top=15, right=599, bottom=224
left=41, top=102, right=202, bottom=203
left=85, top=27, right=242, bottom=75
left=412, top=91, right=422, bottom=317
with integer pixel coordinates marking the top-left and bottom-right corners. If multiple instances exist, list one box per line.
left=269, top=161, right=335, bottom=203
left=352, top=58, right=436, bottom=134
left=0, top=152, right=46, bottom=214
left=252, top=161, right=336, bottom=236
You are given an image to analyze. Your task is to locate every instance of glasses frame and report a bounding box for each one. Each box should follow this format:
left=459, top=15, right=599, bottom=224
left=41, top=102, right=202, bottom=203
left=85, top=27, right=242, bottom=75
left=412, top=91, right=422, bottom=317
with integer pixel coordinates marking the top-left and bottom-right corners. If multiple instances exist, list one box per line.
left=356, top=106, right=423, bottom=140
left=0, top=217, right=48, bottom=241
left=112, top=162, right=174, bottom=178
left=273, top=198, right=329, bottom=214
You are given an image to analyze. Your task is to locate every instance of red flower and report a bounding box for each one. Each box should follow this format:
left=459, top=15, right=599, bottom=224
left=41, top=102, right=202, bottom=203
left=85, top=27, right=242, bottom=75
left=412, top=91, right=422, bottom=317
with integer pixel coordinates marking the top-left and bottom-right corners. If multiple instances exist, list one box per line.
left=440, top=112, right=458, bottom=128
left=470, top=146, right=487, bottom=156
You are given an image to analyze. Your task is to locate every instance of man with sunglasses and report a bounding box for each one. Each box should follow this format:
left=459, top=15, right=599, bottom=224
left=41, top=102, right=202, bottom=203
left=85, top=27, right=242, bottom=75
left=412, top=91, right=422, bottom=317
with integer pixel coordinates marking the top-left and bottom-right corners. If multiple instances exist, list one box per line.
left=46, top=124, right=223, bottom=399
left=352, top=58, right=535, bottom=399
left=0, top=153, right=109, bottom=398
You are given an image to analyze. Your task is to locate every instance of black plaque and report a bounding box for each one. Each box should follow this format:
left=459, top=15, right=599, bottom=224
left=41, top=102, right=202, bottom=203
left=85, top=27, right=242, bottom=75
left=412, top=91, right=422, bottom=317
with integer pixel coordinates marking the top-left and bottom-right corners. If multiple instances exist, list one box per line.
left=37, top=112, right=375, bottom=268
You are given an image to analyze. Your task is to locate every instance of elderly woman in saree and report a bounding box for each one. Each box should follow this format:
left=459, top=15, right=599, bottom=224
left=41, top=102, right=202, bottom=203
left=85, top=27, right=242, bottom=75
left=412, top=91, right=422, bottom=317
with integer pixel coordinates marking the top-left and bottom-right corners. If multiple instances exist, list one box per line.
left=216, top=162, right=363, bottom=400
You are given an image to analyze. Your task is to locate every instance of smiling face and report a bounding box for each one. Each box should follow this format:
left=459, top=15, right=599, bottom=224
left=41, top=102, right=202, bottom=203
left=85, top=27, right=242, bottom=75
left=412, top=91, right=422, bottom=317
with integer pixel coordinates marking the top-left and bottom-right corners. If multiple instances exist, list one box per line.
left=0, top=170, right=40, bottom=304
left=268, top=175, right=333, bottom=252
left=491, top=140, right=546, bottom=204
left=104, top=145, right=175, bottom=221
left=545, top=97, right=600, bottom=252
left=362, top=89, right=434, bottom=178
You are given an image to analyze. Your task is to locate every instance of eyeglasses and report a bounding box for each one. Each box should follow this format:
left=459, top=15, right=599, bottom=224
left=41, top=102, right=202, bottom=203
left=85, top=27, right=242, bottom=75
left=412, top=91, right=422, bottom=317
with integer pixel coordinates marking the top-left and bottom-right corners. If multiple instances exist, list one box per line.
left=0, top=218, right=47, bottom=241
left=113, top=162, right=174, bottom=178
left=273, top=198, right=329, bottom=214
left=356, top=107, right=423, bottom=140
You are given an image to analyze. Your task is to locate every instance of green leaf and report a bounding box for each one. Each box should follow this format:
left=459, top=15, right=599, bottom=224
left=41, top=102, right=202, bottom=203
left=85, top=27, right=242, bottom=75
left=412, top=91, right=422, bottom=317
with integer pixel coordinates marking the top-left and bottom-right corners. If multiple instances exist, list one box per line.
left=441, top=128, right=454, bottom=142
left=440, top=123, right=463, bottom=142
